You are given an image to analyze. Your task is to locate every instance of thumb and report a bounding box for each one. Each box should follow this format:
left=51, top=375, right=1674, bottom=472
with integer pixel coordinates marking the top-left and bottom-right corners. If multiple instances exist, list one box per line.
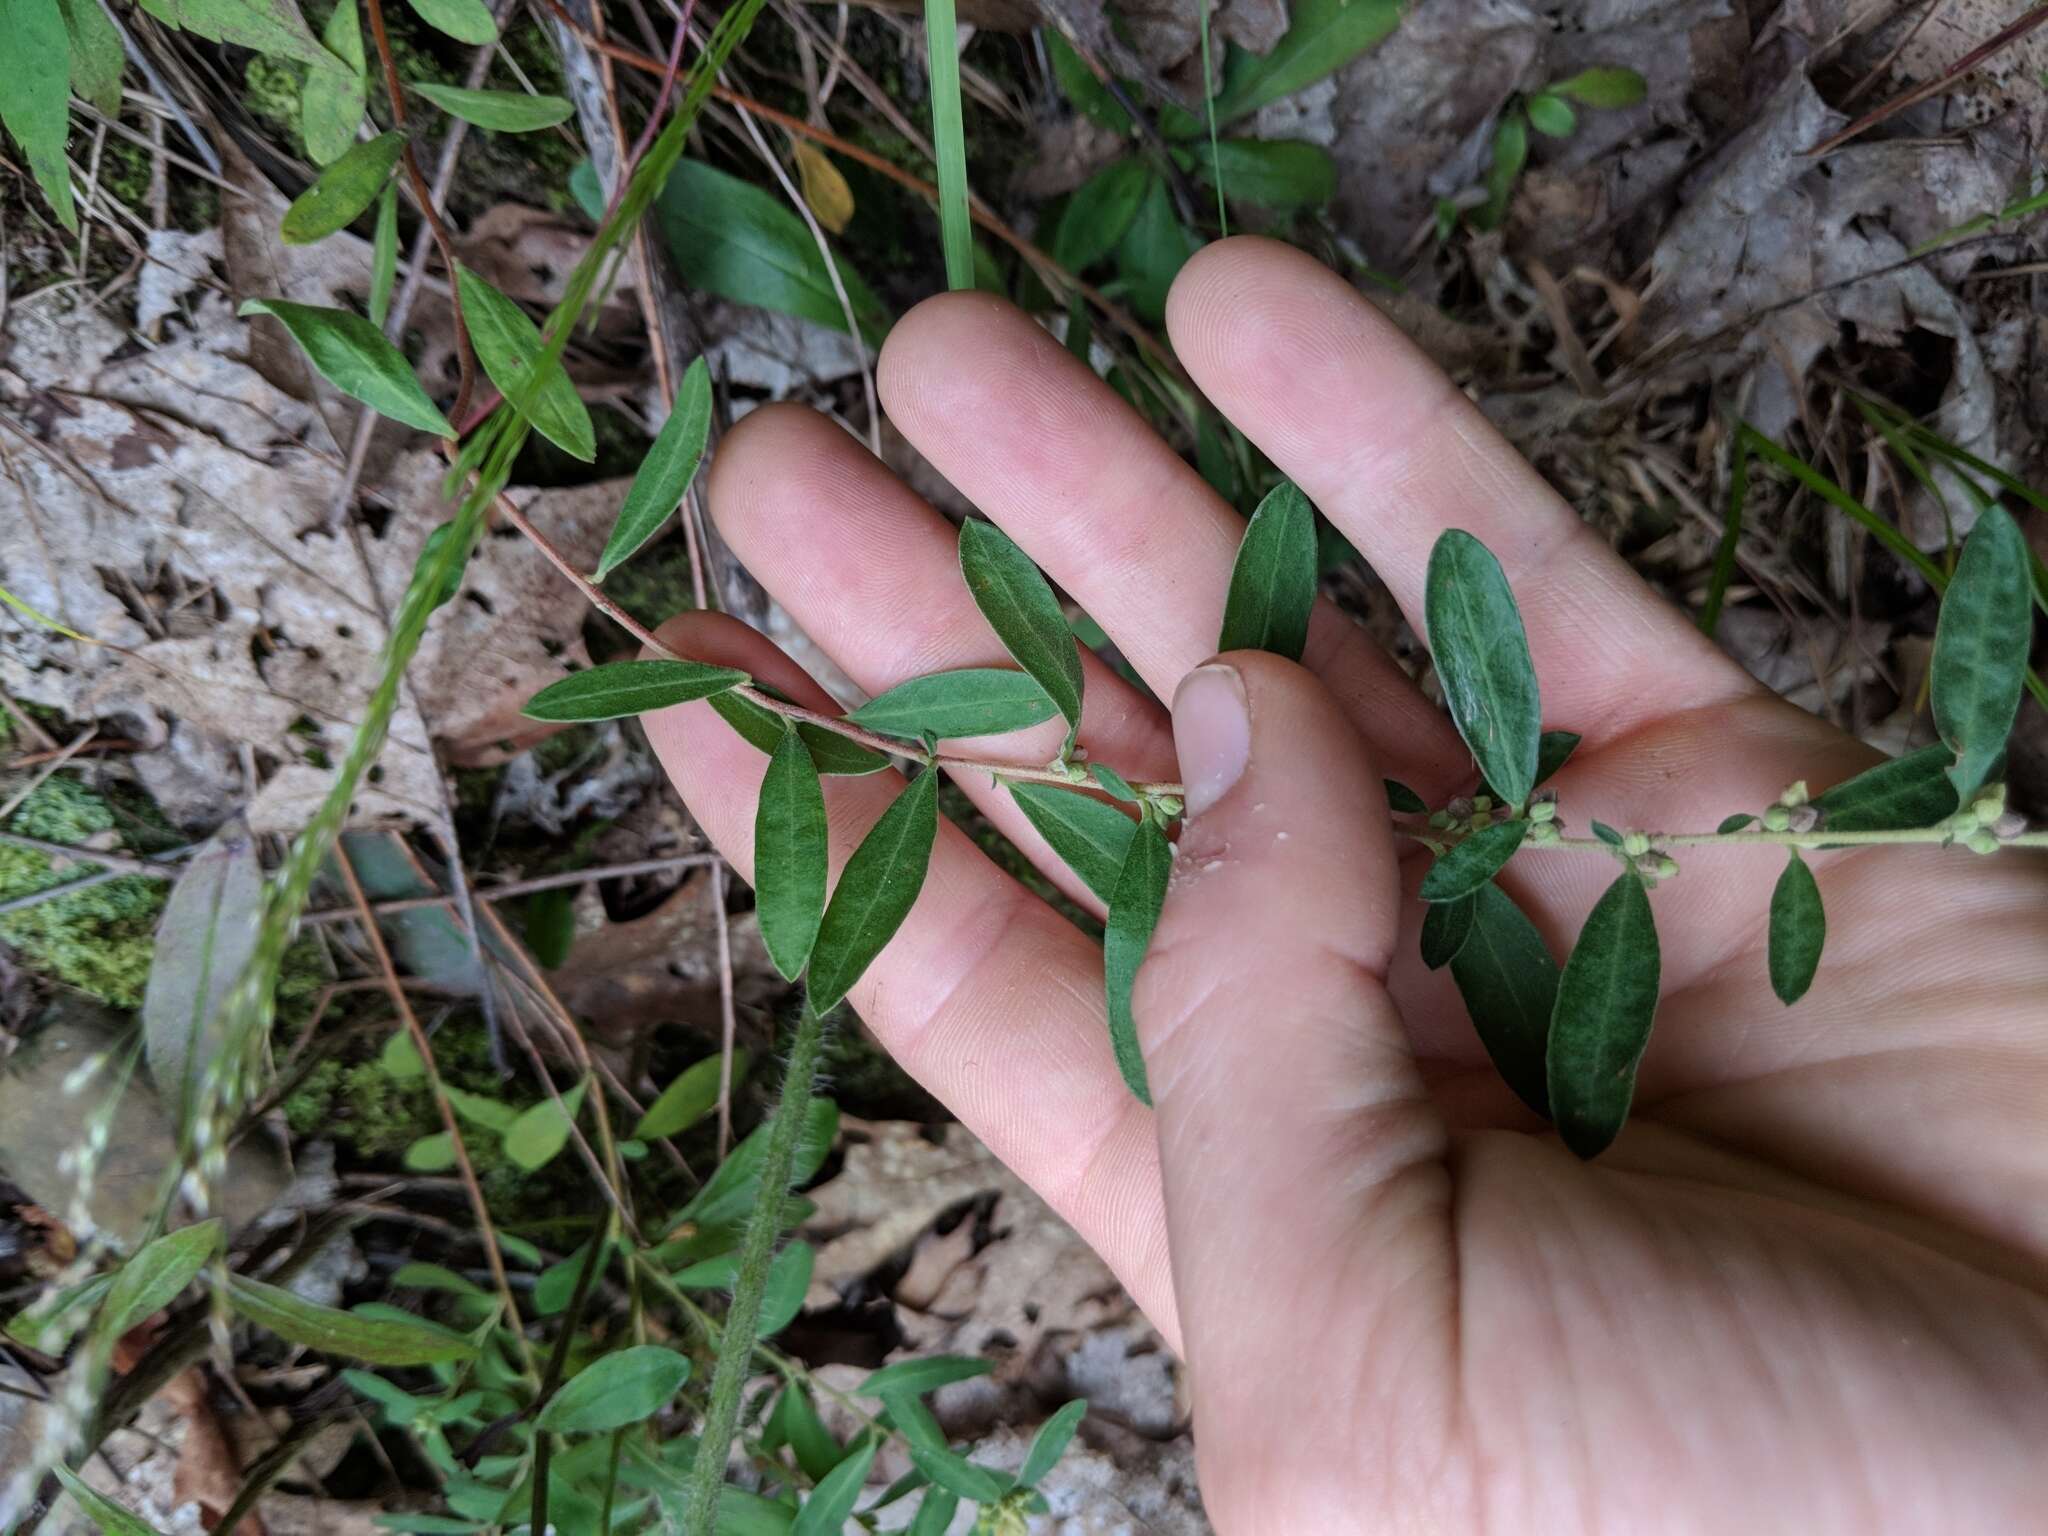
left=1137, top=655, right=1456, bottom=1524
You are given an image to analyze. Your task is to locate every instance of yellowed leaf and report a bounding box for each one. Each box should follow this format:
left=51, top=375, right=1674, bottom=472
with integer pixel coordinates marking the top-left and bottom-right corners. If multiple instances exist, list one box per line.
left=792, top=143, right=855, bottom=235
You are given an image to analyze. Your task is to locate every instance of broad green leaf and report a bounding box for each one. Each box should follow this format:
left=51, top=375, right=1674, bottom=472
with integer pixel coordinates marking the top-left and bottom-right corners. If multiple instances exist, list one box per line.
left=380, top=1028, right=425, bottom=1077
left=640, top=158, right=886, bottom=338
left=523, top=658, right=748, bottom=721
left=6, top=1273, right=114, bottom=1350
left=757, top=1240, right=814, bottom=1337
left=1767, top=851, right=1825, bottom=1005
left=1424, top=530, right=1542, bottom=810
left=141, top=822, right=262, bottom=1129
left=224, top=1275, right=476, bottom=1365
left=1384, top=779, right=1429, bottom=814
left=1525, top=91, right=1576, bottom=138
left=791, top=1439, right=877, bottom=1536
left=1448, top=882, right=1556, bottom=1118
left=301, top=0, right=367, bottom=164
left=1045, top=27, right=1130, bottom=133
left=1931, top=503, right=2030, bottom=802
left=1218, top=480, right=1318, bottom=660
left=100, top=1221, right=221, bottom=1341
left=808, top=771, right=940, bottom=1012
left=135, top=0, right=338, bottom=70
left=455, top=265, right=595, bottom=460
left=533, top=1237, right=607, bottom=1316
left=598, top=356, right=712, bottom=579
left=1547, top=870, right=1661, bottom=1158
left=1811, top=742, right=1959, bottom=832
left=502, top=1080, right=586, bottom=1170
left=1481, top=110, right=1528, bottom=229
left=56, top=1466, right=172, bottom=1536
left=1210, top=0, right=1400, bottom=120
left=756, top=727, right=829, bottom=980
left=1009, top=781, right=1137, bottom=903
left=443, top=1084, right=516, bottom=1131
left=344, top=1368, right=425, bottom=1419
left=1419, top=891, right=1476, bottom=970
left=708, top=689, right=891, bottom=775
left=1550, top=66, right=1647, bottom=109
left=1185, top=138, right=1335, bottom=210
left=1104, top=819, right=1171, bottom=1105
left=538, top=1344, right=691, bottom=1432
left=281, top=131, right=404, bottom=244
left=848, top=669, right=1058, bottom=740
left=1091, top=763, right=1139, bottom=803
left=401, top=0, right=495, bottom=42
left=907, top=1491, right=960, bottom=1536
left=770, top=1385, right=844, bottom=1483
left=1018, top=1399, right=1087, bottom=1488
left=58, top=0, right=126, bottom=116
left=412, top=82, right=574, bottom=132
left=636, top=1050, right=748, bottom=1139
left=893, top=1408, right=1009, bottom=1504
left=0, top=0, right=79, bottom=231
left=240, top=300, right=454, bottom=437
left=369, top=182, right=399, bottom=327
left=1117, top=172, right=1201, bottom=325
left=959, top=519, right=1085, bottom=756
left=1052, top=157, right=1149, bottom=272
left=855, top=1354, right=992, bottom=1399
left=1419, top=819, right=1529, bottom=902
left=679, top=1098, right=838, bottom=1229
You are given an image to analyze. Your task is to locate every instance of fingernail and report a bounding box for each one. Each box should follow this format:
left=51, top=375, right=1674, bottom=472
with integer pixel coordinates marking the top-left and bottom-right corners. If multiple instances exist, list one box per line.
left=1172, top=664, right=1250, bottom=819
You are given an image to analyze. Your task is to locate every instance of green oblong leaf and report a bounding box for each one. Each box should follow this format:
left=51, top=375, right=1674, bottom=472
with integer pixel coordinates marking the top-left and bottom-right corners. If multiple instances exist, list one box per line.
left=1008, top=781, right=1136, bottom=904
left=538, top=1345, right=691, bottom=1433
left=1931, top=503, right=2030, bottom=803
left=1547, top=870, right=1661, bottom=1158
left=757, top=1240, right=813, bottom=1338
left=1418, top=819, right=1528, bottom=902
left=708, top=689, right=891, bottom=775
left=502, top=1080, right=586, bottom=1170
left=854, top=1354, right=992, bottom=1399
left=770, top=1384, right=844, bottom=1482
left=636, top=1050, right=749, bottom=1140
left=523, top=659, right=748, bottom=721
left=1767, top=850, right=1825, bottom=1005
left=599, top=357, right=712, bottom=580
left=1018, top=1399, right=1087, bottom=1489
left=807, top=771, right=940, bottom=1012
left=1090, top=763, right=1139, bottom=803
left=1218, top=480, right=1317, bottom=660
left=1525, top=91, right=1576, bottom=138
left=369, top=182, right=399, bottom=327
left=401, top=0, right=493, bottom=41
left=1419, top=891, right=1476, bottom=971
left=1550, top=66, right=1647, bottom=109
left=100, top=1221, right=222, bottom=1342
left=281, top=130, right=404, bottom=244
left=55, top=1466, right=171, bottom=1536
left=141, top=822, right=263, bottom=1129
left=1186, top=138, right=1335, bottom=210
left=790, top=1438, right=878, bottom=1536
left=411, top=82, right=574, bottom=132
left=907, top=1490, right=960, bottom=1536
left=847, top=669, right=1058, bottom=741
left=677, top=1098, right=837, bottom=1229
left=1210, top=0, right=1400, bottom=120
left=1052, top=157, right=1150, bottom=272
left=1811, top=742, right=1959, bottom=832
left=0, top=0, right=77, bottom=231
left=959, top=519, right=1086, bottom=756
left=1715, top=813, right=1757, bottom=834
left=455, top=265, right=595, bottom=460
left=240, top=300, right=454, bottom=437
left=1447, top=882, right=1556, bottom=1117
left=1425, top=530, right=1542, bottom=810
left=757, top=728, right=829, bottom=980
left=136, top=0, right=340, bottom=68
left=1104, top=819, right=1171, bottom=1106
left=224, top=1275, right=476, bottom=1365
left=301, top=0, right=367, bottom=164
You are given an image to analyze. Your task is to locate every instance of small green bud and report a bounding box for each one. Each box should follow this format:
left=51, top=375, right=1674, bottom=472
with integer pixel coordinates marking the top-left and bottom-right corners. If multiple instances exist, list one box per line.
left=1472, top=795, right=1493, bottom=815
left=1428, top=810, right=1453, bottom=830
left=1527, top=821, right=1560, bottom=845
left=1655, top=854, right=1680, bottom=879
left=1470, top=808, right=1493, bottom=831
left=1761, top=805, right=1792, bottom=832
left=1530, top=797, right=1558, bottom=824
left=1622, top=831, right=1651, bottom=857
left=1971, top=784, right=2007, bottom=826
left=1965, top=829, right=1999, bottom=856
left=1154, top=796, right=1183, bottom=819
left=1778, top=780, right=1810, bottom=807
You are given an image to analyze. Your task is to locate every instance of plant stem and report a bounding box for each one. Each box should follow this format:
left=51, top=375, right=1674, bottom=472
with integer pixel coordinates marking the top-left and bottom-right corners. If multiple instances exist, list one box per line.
left=682, top=997, right=828, bottom=1535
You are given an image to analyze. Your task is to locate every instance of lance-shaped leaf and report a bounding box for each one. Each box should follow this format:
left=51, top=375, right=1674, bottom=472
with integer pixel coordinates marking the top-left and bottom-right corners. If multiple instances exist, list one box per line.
left=1, top=0, right=80, bottom=230
left=791, top=1439, right=878, bottom=1536
left=856, top=1355, right=992, bottom=1398
left=100, top=1221, right=221, bottom=1342
left=1009, top=782, right=1137, bottom=903
left=636, top=1050, right=748, bottom=1140
left=1811, top=742, right=1959, bottom=832
left=1424, top=530, right=1542, bottom=810
left=1217, top=480, right=1317, bottom=660
left=708, top=689, right=890, bottom=775
left=55, top=1466, right=172, bottom=1536
left=401, top=0, right=495, bottom=43
left=1018, top=1400, right=1088, bottom=1489
left=455, top=265, right=596, bottom=461
left=1053, top=157, right=1150, bottom=272
left=1209, top=0, right=1399, bottom=120
left=1419, top=891, right=1476, bottom=971
left=411, top=82, right=573, bottom=131
left=1482, top=729, right=1581, bottom=801
left=808, top=770, right=939, bottom=1012
left=959, top=519, right=1085, bottom=757
left=1447, top=882, right=1556, bottom=1117
left=142, top=821, right=263, bottom=1128
left=523, top=659, right=747, bottom=721
left=369, top=182, right=399, bottom=327
left=502, top=1080, right=586, bottom=1170
left=1767, top=851, right=1825, bottom=1005
left=1090, top=763, right=1139, bottom=803
left=1547, top=869, right=1661, bottom=1158
left=300, top=0, right=366, bottom=164
left=224, top=1275, right=476, bottom=1365
left=240, top=300, right=453, bottom=437
left=847, top=669, right=1058, bottom=741
left=1931, top=503, right=2031, bottom=803
left=1104, top=819, right=1171, bottom=1105
left=598, top=357, right=712, bottom=579
left=537, top=1345, right=691, bottom=1433
left=756, top=728, right=828, bottom=980
left=769, top=1384, right=845, bottom=1482
left=135, top=0, right=339, bottom=69
left=281, top=131, right=404, bottom=244
left=1418, top=819, right=1528, bottom=902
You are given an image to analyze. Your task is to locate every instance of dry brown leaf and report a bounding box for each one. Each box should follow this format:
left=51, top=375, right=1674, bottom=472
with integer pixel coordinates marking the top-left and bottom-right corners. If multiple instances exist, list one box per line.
left=791, top=144, right=855, bottom=236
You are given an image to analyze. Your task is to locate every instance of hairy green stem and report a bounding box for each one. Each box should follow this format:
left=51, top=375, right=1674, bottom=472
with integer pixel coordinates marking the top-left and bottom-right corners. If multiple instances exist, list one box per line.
left=682, top=998, right=828, bottom=1534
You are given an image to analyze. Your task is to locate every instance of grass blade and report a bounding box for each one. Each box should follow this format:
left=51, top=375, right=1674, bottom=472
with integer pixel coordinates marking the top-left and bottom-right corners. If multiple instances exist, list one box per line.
left=923, top=0, right=974, bottom=289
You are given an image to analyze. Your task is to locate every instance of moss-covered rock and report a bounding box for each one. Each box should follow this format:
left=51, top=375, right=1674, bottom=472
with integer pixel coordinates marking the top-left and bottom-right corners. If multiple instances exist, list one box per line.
left=0, top=779, right=166, bottom=1008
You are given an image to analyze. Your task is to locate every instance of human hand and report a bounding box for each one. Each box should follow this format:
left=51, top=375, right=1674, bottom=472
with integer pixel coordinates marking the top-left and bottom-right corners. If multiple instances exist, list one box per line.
left=643, top=238, right=2048, bottom=1533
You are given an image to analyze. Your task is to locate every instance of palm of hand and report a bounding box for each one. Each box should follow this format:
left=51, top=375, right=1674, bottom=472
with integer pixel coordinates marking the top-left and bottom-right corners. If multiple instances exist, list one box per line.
left=645, top=238, right=2048, bottom=1533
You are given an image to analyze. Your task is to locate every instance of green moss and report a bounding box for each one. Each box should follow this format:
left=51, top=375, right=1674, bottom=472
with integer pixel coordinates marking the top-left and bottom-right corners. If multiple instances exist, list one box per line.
left=244, top=54, right=312, bottom=161
left=0, top=779, right=166, bottom=1008
left=283, top=1058, right=344, bottom=1135
left=599, top=535, right=700, bottom=635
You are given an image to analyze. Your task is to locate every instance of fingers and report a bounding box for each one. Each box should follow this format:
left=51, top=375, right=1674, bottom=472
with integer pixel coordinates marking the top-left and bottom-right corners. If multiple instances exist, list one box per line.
left=640, top=612, right=1179, bottom=1342
left=877, top=294, right=1470, bottom=799
left=1135, top=654, right=1455, bottom=1518
left=1165, top=237, right=1757, bottom=743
